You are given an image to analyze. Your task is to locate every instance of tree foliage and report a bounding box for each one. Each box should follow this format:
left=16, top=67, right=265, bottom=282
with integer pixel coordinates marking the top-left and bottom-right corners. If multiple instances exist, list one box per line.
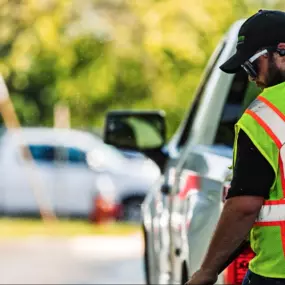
left=0, top=0, right=284, bottom=138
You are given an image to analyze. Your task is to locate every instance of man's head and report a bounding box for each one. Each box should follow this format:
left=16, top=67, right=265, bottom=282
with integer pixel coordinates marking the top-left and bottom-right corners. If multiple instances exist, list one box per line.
left=220, top=10, right=285, bottom=89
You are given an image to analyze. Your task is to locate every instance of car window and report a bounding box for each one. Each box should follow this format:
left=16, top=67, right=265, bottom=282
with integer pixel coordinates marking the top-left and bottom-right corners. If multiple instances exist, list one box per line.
left=23, top=140, right=125, bottom=167
left=213, top=70, right=262, bottom=147
left=27, top=145, right=55, bottom=163
left=23, top=145, right=88, bottom=165
left=55, top=147, right=87, bottom=164
left=176, top=39, right=226, bottom=149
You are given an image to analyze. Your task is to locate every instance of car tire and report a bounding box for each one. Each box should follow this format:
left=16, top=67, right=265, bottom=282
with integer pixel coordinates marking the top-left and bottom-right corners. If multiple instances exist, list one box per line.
left=122, top=197, right=144, bottom=222
left=181, top=261, right=189, bottom=285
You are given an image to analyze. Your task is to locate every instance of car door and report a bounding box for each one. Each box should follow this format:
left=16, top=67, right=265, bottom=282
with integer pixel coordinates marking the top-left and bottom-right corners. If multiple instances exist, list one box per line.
left=53, top=146, right=95, bottom=217
left=1, top=142, right=56, bottom=216
left=173, top=147, right=232, bottom=283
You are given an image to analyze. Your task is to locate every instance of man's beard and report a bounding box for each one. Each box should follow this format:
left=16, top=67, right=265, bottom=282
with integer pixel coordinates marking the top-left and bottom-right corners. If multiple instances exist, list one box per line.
left=266, top=59, right=285, bottom=88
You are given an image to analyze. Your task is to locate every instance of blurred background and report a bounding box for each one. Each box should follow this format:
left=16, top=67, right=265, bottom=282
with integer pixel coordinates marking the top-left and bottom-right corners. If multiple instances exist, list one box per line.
left=0, top=0, right=284, bottom=284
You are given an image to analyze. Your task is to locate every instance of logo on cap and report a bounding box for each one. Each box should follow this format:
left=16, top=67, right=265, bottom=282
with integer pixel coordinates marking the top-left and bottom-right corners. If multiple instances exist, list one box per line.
left=237, top=35, right=245, bottom=46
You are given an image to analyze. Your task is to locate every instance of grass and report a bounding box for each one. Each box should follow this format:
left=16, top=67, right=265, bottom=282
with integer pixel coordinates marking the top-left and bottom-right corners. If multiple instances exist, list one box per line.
left=0, top=218, right=141, bottom=240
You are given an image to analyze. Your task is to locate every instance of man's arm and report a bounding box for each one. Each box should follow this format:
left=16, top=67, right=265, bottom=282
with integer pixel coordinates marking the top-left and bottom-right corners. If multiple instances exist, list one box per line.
left=199, top=195, right=263, bottom=273
left=186, top=129, right=275, bottom=284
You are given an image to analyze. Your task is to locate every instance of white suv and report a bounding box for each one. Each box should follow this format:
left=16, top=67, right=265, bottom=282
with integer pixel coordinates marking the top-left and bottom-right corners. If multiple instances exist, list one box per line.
left=0, top=127, right=160, bottom=219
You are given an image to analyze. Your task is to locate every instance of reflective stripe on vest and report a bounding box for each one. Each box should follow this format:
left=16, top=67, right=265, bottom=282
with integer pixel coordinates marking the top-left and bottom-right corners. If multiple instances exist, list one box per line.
left=258, top=200, right=285, bottom=223
left=246, top=97, right=285, bottom=146
left=245, top=95, right=285, bottom=225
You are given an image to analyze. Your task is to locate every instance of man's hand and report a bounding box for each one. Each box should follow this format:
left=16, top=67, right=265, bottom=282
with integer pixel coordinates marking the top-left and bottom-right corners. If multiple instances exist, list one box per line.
left=185, top=268, right=218, bottom=285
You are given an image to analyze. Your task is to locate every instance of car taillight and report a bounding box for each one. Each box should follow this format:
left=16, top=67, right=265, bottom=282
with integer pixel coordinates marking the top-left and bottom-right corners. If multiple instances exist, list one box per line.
left=224, top=246, right=255, bottom=284
left=179, top=171, right=200, bottom=199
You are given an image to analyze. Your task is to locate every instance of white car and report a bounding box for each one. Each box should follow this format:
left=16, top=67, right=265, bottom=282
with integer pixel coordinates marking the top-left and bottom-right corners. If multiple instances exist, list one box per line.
left=0, top=127, right=161, bottom=220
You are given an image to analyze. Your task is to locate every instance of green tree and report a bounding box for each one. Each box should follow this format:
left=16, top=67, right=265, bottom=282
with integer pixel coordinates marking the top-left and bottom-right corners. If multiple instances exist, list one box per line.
left=0, top=0, right=284, bottom=138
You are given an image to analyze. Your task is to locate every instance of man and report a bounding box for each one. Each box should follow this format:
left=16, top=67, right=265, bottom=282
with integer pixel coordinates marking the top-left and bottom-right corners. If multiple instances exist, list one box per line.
left=186, top=9, right=285, bottom=285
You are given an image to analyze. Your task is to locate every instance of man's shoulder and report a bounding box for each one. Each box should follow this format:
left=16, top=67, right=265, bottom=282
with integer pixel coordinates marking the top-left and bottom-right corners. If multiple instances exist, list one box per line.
left=262, top=82, right=285, bottom=99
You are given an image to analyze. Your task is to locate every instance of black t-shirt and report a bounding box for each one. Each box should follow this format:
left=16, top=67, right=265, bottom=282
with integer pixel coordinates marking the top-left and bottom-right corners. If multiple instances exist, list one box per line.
left=226, top=129, right=275, bottom=200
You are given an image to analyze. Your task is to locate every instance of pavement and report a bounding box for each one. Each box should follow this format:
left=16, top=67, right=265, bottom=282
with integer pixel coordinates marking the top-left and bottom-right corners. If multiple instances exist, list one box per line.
left=0, top=233, right=145, bottom=284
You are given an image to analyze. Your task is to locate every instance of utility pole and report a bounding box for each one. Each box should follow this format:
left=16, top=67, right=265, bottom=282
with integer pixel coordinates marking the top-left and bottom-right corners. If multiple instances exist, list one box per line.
left=0, top=75, right=57, bottom=225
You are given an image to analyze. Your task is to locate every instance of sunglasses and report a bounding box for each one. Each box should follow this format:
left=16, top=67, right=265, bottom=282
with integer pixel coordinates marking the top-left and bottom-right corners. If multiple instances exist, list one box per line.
left=241, top=49, right=269, bottom=79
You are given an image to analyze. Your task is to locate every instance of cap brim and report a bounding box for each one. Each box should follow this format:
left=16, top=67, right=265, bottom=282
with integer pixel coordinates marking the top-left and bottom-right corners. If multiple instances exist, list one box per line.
left=219, top=50, right=252, bottom=74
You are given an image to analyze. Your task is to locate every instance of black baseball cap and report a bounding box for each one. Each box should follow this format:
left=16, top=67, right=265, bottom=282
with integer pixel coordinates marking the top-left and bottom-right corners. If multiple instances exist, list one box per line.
left=220, top=9, right=285, bottom=74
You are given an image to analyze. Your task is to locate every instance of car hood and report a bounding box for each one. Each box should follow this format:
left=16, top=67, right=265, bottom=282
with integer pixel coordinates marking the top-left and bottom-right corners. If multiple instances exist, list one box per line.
left=112, top=155, right=161, bottom=183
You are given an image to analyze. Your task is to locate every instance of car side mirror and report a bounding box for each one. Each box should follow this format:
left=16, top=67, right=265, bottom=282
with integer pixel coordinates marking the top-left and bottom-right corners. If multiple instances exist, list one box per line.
left=103, top=110, right=166, bottom=150
left=103, top=110, right=168, bottom=171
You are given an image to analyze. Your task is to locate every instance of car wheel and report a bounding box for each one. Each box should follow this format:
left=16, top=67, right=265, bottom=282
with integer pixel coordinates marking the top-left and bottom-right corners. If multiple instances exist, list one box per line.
left=181, top=261, right=189, bottom=285
left=122, top=197, right=144, bottom=222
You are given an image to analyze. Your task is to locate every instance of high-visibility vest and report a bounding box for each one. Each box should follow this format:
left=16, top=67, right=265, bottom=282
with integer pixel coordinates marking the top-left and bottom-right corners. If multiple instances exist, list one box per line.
left=233, top=81, right=285, bottom=278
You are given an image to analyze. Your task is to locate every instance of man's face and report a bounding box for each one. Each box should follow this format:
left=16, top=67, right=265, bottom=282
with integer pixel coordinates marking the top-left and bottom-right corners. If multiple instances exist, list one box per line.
left=250, top=47, right=285, bottom=89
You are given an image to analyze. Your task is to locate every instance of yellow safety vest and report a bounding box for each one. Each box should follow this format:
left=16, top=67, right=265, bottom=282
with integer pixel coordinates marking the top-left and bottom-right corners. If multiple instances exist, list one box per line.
left=233, top=81, right=285, bottom=278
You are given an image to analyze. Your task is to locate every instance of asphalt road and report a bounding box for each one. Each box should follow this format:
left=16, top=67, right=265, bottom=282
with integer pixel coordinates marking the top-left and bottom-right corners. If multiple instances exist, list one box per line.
left=0, top=233, right=145, bottom=284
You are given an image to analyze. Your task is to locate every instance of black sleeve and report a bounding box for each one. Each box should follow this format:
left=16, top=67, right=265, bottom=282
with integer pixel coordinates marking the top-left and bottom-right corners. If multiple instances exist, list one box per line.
left=226, top=129, right=275, bottom=200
